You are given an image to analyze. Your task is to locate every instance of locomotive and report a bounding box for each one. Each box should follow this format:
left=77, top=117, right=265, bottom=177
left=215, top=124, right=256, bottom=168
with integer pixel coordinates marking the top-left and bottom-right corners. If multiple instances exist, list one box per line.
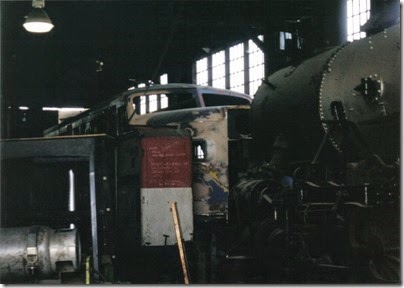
left=0, top=23, right=400, bottom=284
left=230, top=24, right=400, bottom=283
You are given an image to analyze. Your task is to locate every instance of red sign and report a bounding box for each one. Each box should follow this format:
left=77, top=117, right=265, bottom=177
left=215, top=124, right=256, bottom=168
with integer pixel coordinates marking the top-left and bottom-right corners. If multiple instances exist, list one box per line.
left=141, top=136, right=192, bottom=188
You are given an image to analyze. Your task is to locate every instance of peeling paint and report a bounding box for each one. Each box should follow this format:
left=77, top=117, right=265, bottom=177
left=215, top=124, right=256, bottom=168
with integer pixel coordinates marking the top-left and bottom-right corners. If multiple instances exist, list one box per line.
left=128, top=103, right=250, bottom=217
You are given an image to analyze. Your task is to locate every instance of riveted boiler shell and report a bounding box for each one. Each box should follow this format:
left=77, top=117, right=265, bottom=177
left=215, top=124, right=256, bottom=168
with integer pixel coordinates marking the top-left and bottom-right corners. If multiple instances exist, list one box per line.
left=252, top=24, right=400, bottom=164
left=319, top=24, right=400, bottom=163
left=252, top=46, right=341, bottom=162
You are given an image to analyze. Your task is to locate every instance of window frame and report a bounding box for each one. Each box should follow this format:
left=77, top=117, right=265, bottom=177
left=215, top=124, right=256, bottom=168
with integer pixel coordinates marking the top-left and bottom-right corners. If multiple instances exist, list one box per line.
left=194, top=36, right=265, bottom=97
left=346, top=0, right=371, bottom=42
left=127, top=88, right=203, bottom=117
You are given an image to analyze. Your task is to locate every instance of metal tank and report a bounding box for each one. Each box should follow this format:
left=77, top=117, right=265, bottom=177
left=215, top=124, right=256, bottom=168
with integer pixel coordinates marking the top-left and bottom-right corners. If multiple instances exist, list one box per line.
left=252, top=24, right=400, bottom=164
left=0, top=226, right=81, bottom=282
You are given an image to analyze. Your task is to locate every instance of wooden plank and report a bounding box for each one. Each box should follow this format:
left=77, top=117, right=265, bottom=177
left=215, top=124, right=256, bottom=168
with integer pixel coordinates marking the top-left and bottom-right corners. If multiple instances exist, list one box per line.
left=171, top=202, right=190, bottom=284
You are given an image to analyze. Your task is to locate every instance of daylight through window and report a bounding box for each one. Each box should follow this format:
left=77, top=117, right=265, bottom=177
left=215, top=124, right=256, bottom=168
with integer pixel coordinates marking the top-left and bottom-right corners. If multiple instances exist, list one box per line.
left=347, top=0, right=370, bottom=42
left=194, top=36, right=265, bottom=97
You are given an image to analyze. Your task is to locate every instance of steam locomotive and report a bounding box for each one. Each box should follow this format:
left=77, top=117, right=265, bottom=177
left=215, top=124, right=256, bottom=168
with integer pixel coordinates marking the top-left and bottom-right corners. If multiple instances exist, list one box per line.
left=229, top=23, right=400, bottom=283
left=0, top=23, right=400, bottom=284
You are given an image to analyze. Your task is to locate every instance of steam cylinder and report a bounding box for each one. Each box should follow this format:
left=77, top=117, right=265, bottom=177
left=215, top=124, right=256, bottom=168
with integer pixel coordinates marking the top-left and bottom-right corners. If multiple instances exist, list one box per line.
left=0, top=226, right=81, bottom=282
left=252, top=24, right=400, bottom=164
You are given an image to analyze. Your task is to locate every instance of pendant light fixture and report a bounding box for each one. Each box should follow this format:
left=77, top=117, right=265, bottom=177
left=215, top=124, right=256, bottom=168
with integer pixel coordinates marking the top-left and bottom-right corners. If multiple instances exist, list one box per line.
left=23, top=0, right=54, bottom=33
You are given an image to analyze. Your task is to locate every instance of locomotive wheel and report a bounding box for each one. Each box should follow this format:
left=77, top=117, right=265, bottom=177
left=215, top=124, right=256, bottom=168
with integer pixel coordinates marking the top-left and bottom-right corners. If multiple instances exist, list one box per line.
left=255, top=218, right=317, bottom=283
left=366, top=227, right=400, bottom=282
left=254, top=218, right=286, bottom=282
left=348, top=205, right=400, bottom=283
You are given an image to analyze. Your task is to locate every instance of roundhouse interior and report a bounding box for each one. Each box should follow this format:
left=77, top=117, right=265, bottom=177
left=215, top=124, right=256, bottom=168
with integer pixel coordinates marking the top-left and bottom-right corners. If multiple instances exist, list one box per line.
left=1, top=0, right=401, bottom=285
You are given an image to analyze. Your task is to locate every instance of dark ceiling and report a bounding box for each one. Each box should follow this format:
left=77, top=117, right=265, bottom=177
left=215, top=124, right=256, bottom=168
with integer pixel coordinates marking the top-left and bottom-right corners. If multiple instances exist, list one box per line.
left=2, top=0, right=267, bottom=108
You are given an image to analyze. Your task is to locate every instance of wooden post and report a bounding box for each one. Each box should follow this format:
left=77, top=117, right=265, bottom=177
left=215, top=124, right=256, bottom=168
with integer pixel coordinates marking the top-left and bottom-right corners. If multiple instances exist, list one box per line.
left=171, top=202, right=190, bottom=284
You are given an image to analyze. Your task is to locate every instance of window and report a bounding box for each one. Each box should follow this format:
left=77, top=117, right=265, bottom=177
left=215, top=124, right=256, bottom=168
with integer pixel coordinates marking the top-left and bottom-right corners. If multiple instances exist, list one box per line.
left=248, top=36, right=265, bottom=95
left=229, top=42, right=245, bottom=93
left=160, top=94, right=168, bottom=109
left=347, top=0, right=370, bottom=42
left=166, top=93, right=197, bottom=110
left=194, top=36, right=265, bottom=97
left=140, top=96, right=147, bottom=115
left=202, top=93, right=250, bottom=107
left=192, top=140, right=207, bottom=161
left=149, top=95, right=158, bottom=113
left=212, top=51, right=226, bottom=89
left=160, top=73, right=168, bottom=84
left=132, top=92, right=197, bottom=115
left=196, top=58, right=208, bottom=86
left=279, top=32, right=292, bottom=50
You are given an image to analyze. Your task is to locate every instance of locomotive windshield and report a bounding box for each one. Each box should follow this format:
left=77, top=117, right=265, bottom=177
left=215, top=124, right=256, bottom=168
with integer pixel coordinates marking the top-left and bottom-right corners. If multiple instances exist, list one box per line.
left=202, top=93, right=251, bottom=107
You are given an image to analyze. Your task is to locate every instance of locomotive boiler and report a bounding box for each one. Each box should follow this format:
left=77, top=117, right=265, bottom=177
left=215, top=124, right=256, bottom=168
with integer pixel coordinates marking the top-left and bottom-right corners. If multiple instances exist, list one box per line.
left=252, top=25, right=400, bottom=165
left=230, top=24, right=400, bottom=283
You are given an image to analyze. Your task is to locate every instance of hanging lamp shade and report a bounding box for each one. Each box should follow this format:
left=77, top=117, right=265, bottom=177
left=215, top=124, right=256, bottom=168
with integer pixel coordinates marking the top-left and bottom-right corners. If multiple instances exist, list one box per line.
left=23, top=8, right=54, bottom=33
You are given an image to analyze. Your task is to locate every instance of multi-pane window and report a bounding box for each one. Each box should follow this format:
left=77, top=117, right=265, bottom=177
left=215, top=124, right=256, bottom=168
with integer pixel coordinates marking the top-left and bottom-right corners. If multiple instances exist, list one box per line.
left=229, top=42, right=245, bottom=93
left=212, top=51, right=226, bottom=89
left=194, top=36, right=265, bottom=97
left=196, top=58, right=208, bottom=86
left=248, top=36, right=265, bottom=95
left=347, top=0, right=371, bottom=42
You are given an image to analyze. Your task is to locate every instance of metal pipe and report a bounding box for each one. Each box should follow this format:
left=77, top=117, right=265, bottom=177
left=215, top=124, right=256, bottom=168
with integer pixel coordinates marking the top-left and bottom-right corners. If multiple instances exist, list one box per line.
left=69, top=169, right=75, bottom=229
left=89, top=153, right=99, bottom=280
left=0, top=226, right=80, bottom=282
